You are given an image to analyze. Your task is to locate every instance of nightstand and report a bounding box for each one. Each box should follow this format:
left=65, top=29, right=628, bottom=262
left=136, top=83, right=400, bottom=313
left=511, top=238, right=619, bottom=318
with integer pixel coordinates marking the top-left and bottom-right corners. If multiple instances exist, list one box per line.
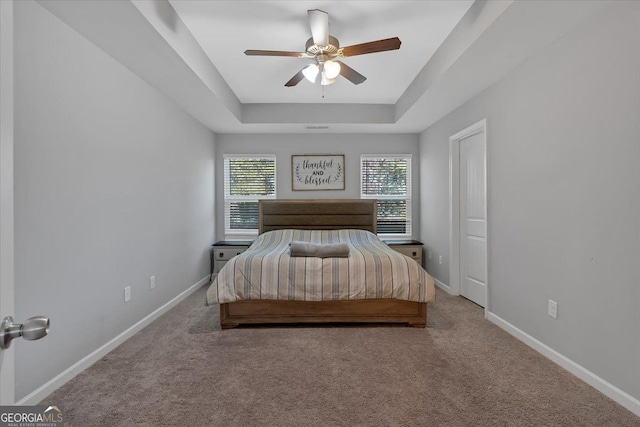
left=212, top=241, right=252, bottom=276
left=383, top=239, right=423, bottom=266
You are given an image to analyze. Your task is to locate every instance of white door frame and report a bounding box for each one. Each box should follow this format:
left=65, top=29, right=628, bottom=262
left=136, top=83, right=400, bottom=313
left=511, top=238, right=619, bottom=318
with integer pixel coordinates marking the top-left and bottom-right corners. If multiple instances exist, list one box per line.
left=449, top=118, right=488, bottom=316
left=0, top=0, right=16, bottom=405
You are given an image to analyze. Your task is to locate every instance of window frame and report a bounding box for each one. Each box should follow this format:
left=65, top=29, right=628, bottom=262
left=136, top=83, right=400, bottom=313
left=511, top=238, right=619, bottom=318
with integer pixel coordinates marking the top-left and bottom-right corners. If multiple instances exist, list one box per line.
left=360, top=154, right=412, bottom=238
left=223, top=154, right=277, bottom=238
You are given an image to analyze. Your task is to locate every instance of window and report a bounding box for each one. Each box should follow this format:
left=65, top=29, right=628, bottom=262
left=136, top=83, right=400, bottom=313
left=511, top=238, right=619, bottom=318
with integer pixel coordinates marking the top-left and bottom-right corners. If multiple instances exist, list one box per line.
left=361, top=155, right=412, bottom=237
left=224, top=155, right=276, bottom=237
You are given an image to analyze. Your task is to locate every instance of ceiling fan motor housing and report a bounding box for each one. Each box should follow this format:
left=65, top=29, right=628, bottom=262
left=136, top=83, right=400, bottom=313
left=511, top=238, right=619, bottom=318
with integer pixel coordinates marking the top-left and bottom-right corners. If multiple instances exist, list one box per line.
left=305, top=36, right=340, bottom=58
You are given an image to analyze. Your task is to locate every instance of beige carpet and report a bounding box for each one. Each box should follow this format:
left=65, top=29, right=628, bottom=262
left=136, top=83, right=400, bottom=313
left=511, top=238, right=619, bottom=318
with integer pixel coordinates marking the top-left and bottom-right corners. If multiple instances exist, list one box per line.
left=41, top=285, right=640, bottom=426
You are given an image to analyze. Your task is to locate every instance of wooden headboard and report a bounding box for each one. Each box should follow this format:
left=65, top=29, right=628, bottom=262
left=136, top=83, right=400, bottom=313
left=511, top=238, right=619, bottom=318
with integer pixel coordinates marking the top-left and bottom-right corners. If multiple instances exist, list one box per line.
left=258, top=199, right=377, bottom=234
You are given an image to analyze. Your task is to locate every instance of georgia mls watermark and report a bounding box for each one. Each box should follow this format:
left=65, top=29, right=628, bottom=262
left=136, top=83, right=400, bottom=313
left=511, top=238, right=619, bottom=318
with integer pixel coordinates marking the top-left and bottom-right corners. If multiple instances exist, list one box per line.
left=0, top=406, right=63, bottom=427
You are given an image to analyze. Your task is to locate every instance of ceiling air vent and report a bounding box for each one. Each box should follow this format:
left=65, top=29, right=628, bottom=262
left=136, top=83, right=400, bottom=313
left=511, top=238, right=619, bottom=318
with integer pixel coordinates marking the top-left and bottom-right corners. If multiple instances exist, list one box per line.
left=305, top=125, right=330, bottom=130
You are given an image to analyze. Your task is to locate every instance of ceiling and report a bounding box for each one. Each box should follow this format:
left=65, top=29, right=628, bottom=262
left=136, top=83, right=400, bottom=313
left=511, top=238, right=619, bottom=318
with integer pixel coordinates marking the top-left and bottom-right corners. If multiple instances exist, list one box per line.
left=36, top=0, right=610, bottom=134
left=167, top=1, right=473, bottom=105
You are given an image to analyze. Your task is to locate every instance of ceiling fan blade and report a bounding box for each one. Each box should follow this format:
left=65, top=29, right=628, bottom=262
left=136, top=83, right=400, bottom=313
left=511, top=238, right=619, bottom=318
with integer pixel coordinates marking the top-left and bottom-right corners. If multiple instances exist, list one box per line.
left=285, top=69, right=306, bottom=87
left=244, top=50, right=304, bottom=57
left=308, top=9, right=329, bottom=47
left=336, top=61, right=366, bottom=85
left=339, top=37, right=401, bottom=57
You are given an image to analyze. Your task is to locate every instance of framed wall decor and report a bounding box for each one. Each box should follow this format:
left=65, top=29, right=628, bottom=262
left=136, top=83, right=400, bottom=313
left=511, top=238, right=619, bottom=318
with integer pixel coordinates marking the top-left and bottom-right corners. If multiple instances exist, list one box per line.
left=291, top=154, right=345, bottom=191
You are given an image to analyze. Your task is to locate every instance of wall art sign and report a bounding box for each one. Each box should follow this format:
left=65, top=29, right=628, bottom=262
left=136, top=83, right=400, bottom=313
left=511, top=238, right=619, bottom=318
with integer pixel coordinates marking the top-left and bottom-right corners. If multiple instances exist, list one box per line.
left=291, top=154, right=345, bottom=191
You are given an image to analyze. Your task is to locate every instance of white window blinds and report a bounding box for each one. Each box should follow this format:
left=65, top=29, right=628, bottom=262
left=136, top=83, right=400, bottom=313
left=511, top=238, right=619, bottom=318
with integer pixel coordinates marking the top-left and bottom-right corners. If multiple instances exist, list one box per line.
left=361, top=155, right=412, bottom=237
left=224, top=155, right=276, bottom=237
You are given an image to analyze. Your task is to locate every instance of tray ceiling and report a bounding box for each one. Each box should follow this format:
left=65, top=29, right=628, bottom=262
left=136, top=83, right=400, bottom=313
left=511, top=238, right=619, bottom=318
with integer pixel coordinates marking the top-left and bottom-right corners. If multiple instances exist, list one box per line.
left=168, top=1, right=474, bottom=104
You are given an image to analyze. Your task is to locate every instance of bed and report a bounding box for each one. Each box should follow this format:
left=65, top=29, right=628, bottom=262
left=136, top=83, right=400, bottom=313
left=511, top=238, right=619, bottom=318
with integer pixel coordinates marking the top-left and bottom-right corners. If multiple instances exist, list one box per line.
left=207, top=199, right=435, bottom=328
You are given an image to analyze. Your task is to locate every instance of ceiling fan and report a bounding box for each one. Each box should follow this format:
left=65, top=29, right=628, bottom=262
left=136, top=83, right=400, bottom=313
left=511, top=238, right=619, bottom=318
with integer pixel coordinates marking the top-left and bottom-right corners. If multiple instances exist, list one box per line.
left=244, top=9, right=401, bottom=87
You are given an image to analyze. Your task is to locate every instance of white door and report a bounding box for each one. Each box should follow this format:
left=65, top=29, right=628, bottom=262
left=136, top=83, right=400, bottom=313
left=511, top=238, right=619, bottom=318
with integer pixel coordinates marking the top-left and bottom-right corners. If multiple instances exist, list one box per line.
left=0, top=0, right=15, bottom=404
left=459, top=131, right=487, bottom=307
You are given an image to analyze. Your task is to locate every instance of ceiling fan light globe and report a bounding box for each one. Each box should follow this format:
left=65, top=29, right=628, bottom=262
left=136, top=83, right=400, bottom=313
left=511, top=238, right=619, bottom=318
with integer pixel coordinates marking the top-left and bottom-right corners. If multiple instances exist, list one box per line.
left=320, top=73, right=336, bottom=86
left=323, top=60, right=341, bottom=79
left=302, top=64, right=319, bottom=83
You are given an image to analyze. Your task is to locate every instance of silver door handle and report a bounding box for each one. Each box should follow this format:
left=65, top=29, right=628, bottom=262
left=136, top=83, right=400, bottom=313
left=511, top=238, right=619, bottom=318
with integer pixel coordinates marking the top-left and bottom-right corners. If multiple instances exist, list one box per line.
left=0, top=316, right=49, bottom=350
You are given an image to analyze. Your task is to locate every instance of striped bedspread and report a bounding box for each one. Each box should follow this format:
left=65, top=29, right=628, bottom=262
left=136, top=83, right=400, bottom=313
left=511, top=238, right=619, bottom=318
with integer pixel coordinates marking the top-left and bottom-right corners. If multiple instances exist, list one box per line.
left=207, top=229, right=435, bottom=304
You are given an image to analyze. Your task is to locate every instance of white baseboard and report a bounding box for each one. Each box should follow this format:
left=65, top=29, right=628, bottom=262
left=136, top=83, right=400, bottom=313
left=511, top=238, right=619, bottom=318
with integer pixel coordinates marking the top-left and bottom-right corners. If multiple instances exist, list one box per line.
left=433, top=277, right=453, bottom=294
left=17, top=275, right=210, bottom=405
left=487, top=312, right=640, bottom=417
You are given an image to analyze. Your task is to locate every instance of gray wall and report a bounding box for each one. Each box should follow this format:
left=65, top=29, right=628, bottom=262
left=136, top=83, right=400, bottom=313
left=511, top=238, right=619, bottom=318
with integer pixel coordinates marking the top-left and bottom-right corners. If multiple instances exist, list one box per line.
left=215, top=133, right=420, bottom=239
left=13, top=1, right=215, bottom=400
left=419, top=1, right=640, bottom=401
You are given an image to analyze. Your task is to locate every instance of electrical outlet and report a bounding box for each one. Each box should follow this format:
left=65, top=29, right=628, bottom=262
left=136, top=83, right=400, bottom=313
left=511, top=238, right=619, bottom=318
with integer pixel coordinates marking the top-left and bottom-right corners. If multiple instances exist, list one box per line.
left=548, top=299, right=558, bottom=319
left=124, top=286, right=131, bottom=302
left=438, top=255, right=443, bottom=265
left=428, top=251, right=432, bottom=260
left=149, top=275, right=156, bottom=289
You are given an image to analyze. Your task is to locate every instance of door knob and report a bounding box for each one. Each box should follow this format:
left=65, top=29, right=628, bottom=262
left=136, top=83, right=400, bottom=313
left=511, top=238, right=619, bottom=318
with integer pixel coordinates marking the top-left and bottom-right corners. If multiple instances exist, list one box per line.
left=0, top=316, right=50, bottom=350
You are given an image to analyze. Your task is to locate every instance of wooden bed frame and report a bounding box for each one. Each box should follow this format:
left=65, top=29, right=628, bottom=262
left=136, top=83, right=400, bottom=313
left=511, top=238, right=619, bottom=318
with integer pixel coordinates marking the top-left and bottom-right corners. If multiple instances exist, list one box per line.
left=220, top=199, right=427, bottom=329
